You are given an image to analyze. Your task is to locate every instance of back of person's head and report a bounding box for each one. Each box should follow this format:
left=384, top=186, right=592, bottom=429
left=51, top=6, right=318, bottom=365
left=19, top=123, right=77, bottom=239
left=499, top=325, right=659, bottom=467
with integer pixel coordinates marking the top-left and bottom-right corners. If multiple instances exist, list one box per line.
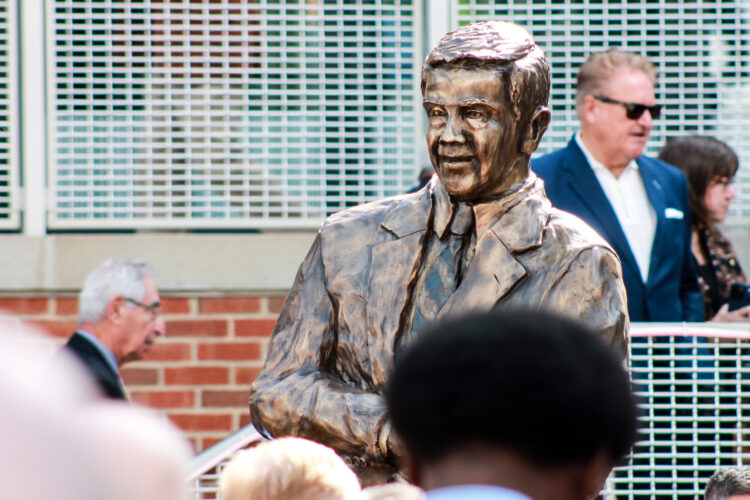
left=705, top=467, right=750, bottom=500
left=0, top=317, right=190, bottom=500
left=386, top=308, right=637, bottom=471
left=658, top=135, right=739, bottom=228
left=78, top=258, right=154, bottom=324
left=219, top=437, right=361, bottom=500
left=575, top=48, right=657, bottom=117
left=0, top=318, right=101, bottom=500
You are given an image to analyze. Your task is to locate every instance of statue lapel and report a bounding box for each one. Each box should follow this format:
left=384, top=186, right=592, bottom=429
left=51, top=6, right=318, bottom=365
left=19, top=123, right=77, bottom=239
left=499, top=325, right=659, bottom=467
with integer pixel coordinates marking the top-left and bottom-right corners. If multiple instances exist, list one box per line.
left=437, top=190, right=546, bottom=318
left=366, top=192, right=431, bottom=362
left=437, top=229, right=526, bottom=317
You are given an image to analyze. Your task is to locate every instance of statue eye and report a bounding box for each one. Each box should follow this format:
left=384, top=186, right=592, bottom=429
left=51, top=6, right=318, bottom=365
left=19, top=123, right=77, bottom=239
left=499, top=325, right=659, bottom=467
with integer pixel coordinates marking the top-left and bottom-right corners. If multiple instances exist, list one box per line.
left=465, top=109, right=488, bottom=122
left=429, top=108, right=446, bottom=118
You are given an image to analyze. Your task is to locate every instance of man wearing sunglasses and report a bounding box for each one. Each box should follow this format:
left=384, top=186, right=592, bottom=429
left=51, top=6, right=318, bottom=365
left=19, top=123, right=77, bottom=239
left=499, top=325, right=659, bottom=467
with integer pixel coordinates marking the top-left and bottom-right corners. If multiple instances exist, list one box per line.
left=533, top=49, right=703, bottom=323
left=60, top=258, right=165, bottom=400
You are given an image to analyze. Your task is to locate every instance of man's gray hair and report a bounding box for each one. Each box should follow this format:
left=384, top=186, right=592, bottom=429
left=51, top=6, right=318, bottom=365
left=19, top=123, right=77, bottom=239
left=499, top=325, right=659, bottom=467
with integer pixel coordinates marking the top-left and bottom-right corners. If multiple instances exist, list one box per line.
left=705, top=466, right=750, bottom=500
left=78, top=259, right=154, bottom=325
left=575, top=48, right=658, bottom=118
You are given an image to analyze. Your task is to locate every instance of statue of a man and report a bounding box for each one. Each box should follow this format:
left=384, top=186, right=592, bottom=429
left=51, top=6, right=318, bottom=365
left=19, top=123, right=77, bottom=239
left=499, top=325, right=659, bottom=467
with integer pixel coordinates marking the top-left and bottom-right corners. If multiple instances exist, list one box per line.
left=249, top=20, right=628, bottom=485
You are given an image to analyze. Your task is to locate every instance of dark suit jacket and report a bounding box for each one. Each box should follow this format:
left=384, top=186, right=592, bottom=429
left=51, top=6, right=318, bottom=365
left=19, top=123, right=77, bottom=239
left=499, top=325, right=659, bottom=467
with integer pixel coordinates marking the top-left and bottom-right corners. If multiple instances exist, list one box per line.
left=532, top=136, right=704, bottom=322
left=62, top=331, right=127, bottom=401
left=250, top=175, right=628, bottom=479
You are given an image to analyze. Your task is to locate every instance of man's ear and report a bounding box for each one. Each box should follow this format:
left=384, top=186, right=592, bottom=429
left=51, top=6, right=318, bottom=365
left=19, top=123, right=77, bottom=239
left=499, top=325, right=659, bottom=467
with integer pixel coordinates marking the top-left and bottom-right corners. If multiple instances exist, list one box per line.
left=521, top=107, right=551, bottom=155
left=106, top=296, right=124, bottom=322
left=581, top=94, right=598, bottom=125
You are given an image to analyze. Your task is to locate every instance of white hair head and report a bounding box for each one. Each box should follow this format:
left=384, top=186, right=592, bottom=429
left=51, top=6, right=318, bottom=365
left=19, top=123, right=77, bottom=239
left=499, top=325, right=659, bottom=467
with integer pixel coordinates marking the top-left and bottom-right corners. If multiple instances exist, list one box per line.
left=220, top=437, right=361, bottom=500
left=78, top=259, right=155, bottom=325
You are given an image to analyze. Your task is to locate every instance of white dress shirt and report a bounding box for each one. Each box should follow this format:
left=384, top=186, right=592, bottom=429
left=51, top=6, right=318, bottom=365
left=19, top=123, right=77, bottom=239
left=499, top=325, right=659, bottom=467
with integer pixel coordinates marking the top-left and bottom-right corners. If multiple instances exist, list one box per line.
left=576, top=132, right=656, bottom=283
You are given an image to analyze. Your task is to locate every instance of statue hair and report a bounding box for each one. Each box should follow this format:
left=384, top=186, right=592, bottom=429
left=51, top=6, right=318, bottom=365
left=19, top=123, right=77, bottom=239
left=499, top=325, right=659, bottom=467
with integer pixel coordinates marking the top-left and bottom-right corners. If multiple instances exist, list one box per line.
left=421, top=20, right=550, bottom=126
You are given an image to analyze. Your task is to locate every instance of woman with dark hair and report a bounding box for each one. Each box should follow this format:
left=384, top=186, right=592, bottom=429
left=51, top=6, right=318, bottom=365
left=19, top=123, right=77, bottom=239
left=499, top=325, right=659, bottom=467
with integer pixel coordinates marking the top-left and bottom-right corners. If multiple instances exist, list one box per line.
left=659, top=135, right=750, bottom=321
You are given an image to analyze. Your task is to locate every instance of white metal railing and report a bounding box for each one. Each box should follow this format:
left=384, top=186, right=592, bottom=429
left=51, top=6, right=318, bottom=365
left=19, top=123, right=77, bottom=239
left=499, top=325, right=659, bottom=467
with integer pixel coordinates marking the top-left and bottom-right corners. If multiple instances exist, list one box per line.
left=188, top=323, right=750, bottom=499
left=187, top=424, right=263, bottom=499
left=604, top=322, right=750, bottom=498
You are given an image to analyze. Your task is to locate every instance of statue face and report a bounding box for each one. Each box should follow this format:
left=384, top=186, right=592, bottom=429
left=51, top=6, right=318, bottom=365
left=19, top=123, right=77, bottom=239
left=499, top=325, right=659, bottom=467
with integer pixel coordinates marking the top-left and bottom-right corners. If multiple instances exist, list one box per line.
left=424, top=66, right=524, bottom=201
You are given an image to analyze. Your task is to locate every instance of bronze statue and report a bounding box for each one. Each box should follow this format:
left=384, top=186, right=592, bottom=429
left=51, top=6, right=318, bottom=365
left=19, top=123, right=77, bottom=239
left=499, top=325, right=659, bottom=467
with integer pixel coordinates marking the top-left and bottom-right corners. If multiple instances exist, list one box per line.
left=249, top=20, right=629, bottom=486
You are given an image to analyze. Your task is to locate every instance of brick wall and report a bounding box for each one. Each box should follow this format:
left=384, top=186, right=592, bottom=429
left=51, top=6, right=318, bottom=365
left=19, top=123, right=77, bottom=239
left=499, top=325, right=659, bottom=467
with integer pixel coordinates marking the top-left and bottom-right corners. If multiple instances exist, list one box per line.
left=0, top=293, right=285, bottom=453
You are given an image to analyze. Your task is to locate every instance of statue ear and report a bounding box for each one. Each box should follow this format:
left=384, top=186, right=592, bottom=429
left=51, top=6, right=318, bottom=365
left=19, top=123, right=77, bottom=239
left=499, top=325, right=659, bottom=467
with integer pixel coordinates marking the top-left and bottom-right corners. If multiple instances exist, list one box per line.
left=521, top=107, right=551, bottom=155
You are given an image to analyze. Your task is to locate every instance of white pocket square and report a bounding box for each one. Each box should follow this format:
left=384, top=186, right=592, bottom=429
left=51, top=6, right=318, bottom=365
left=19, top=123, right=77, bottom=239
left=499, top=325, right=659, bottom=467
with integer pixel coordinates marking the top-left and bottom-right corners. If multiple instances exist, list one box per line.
left=665, top=208, right=684, bottom=219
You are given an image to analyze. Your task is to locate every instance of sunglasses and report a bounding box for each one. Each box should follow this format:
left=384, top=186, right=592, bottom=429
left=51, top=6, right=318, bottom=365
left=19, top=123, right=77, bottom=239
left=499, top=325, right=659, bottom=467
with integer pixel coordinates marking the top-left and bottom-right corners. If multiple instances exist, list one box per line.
left=594, top=95, right=662, bottom=120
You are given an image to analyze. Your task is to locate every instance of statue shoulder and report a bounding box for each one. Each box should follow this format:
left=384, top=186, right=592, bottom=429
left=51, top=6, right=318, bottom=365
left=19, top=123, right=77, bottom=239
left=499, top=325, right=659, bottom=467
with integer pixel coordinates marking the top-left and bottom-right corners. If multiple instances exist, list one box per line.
left=319, top=190, right=429, bottom=255
left=545, top=207, right=617, bottom=257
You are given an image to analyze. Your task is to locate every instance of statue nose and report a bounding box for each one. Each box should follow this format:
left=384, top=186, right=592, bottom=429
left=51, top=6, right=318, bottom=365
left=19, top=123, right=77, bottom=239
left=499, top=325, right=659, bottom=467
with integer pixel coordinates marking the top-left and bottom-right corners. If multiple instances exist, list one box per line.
left=441, top=114, right=466, bottom=143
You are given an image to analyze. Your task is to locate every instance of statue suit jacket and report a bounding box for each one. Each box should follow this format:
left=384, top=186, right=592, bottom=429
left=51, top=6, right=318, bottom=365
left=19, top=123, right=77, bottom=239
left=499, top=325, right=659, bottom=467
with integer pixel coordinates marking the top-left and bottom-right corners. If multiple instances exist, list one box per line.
left=62, top=331, right=127, bottom=401
left=249, top=174, right=628, bottom=478
left=532, top=136, right=704, bottom=322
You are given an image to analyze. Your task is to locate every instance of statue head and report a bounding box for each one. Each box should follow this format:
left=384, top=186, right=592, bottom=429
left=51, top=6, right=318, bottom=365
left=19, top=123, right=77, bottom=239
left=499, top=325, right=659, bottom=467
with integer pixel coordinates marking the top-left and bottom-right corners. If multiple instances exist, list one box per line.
left=421, top=21, right=551, bottom=201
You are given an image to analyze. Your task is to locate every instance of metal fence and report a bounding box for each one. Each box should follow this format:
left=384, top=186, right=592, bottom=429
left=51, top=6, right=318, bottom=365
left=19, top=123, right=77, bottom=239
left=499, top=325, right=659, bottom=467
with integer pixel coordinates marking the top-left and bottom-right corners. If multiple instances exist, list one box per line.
left=605, top=324, right=750, bottom=498
left=46, top=0, right=420, bottom=229
left=452, top=0, right=750, bottom=230
left=0, top=0, right=732, bottom=231
left=0, top=0, right=18, bottom=230
left=187, top=424, right=263, bottom=499
left=188, top=324, right=750, bottom=499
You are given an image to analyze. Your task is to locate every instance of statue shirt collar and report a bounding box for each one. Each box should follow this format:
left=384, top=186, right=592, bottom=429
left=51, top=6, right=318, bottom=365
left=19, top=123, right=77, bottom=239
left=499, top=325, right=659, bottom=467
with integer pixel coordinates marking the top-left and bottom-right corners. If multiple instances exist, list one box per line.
left=430, top=172, right=543, bottom=241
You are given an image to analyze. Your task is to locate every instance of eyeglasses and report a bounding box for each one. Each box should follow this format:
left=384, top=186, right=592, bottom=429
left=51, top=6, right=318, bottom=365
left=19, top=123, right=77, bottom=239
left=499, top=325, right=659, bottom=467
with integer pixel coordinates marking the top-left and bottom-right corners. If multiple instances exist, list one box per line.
left=124, top=297, right=162, bottom=319
left=594, top=95, right=662, bottom=120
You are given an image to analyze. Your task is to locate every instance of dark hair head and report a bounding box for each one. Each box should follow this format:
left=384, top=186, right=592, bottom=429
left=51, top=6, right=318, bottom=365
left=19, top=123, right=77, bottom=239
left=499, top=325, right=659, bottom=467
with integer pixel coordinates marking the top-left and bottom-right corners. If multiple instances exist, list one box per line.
left=658, top=136, right=739, bottom=228
left=386, top=308, right=637, bottom=469
left=705, top=467, right=750, bottom=500
left=421, top=21, right=550, bottom=126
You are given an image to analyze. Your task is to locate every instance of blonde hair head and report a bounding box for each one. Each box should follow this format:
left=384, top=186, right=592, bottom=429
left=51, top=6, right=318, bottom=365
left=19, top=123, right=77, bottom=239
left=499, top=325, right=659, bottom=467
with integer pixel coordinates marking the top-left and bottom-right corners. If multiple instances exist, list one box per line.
left=219, top=437, right=361, bottom=500
left=575, top=49, right=657, bottom=118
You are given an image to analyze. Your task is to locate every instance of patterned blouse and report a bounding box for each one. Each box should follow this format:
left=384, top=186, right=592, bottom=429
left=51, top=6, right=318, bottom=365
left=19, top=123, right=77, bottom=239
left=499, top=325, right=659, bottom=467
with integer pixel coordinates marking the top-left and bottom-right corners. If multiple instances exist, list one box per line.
left=695, top=226, right=747, bottom=319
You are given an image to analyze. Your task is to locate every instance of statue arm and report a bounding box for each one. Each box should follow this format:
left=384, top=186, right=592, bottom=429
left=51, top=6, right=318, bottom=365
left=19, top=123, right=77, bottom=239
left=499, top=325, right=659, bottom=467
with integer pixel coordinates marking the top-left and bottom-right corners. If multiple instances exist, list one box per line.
left=248, top=234, right=391, bottom=465
left=545, top=245, right=630, bottom=358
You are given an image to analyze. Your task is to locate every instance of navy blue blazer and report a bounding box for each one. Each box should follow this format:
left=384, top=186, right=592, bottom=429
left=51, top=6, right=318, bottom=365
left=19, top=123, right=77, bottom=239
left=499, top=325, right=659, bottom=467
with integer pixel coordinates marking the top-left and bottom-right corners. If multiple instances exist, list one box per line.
left=62, top=331, right=127, bottom=401
left=532, top=136, right=704, bottom=322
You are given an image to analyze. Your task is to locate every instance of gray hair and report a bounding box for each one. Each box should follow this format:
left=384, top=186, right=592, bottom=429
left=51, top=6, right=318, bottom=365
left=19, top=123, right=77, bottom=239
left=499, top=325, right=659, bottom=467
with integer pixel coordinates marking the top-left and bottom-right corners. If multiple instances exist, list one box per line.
left=78, top=259, right=154, bottom=325
left=705, top=467, right=750, bottom=500
left=575, top=48, right=658, bottom=118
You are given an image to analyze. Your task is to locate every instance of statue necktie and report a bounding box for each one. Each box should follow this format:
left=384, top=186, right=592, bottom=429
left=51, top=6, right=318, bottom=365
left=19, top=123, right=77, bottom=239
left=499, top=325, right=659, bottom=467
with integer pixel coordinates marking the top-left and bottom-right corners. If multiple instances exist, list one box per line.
left=409, top=202, right=475, bottom=337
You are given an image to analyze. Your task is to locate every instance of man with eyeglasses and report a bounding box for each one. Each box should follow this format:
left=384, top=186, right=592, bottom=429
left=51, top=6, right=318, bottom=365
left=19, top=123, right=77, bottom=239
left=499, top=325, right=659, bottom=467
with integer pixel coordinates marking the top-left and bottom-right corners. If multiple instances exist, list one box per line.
left=533, top=48, right=703, bottom=323
left=60, top=258, right=165, bottom=400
